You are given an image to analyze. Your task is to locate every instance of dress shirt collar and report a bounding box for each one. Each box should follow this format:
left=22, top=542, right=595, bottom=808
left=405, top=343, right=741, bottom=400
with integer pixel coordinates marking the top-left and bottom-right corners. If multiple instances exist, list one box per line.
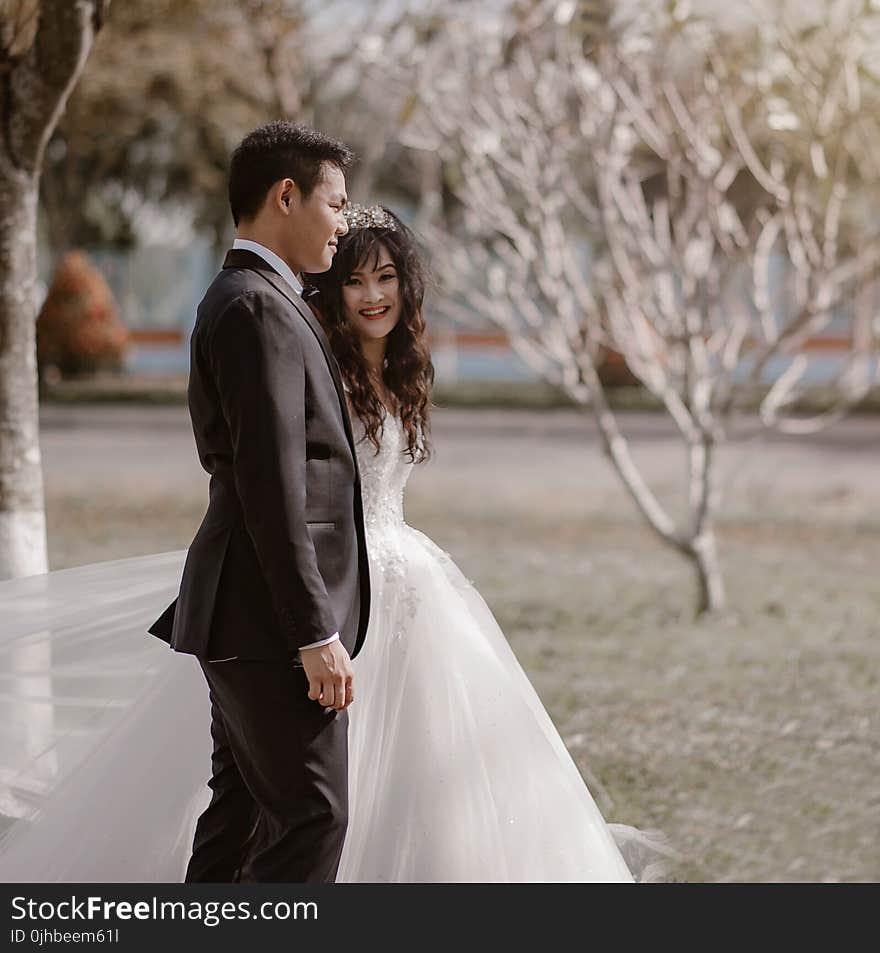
left=232, top=238, right=303, bottom=295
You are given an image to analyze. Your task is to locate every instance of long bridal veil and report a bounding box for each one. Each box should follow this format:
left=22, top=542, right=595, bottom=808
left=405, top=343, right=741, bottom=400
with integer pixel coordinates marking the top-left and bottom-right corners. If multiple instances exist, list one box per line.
left=0, top=553, right=210, bottom=882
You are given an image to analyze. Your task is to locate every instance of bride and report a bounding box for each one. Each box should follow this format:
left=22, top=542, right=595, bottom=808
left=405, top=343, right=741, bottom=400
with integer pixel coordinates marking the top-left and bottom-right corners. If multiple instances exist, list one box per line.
left=0, top=205, right=672, bottom=884
left=304, top=205, right=672, bottom=883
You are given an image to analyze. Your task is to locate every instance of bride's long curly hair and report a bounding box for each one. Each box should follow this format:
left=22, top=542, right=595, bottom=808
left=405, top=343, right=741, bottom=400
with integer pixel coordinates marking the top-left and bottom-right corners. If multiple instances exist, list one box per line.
left=304, top=209, right=433, bottom=462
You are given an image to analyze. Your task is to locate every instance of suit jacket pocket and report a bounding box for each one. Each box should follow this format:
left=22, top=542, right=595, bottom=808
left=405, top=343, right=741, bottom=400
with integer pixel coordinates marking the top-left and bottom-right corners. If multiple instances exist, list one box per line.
left=306, top=520, right=341, bottom=585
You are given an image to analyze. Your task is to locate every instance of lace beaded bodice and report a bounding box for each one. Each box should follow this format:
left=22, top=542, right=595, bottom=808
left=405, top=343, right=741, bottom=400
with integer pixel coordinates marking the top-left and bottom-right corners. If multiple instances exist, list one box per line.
left=354, top=412, right=414, bottom=536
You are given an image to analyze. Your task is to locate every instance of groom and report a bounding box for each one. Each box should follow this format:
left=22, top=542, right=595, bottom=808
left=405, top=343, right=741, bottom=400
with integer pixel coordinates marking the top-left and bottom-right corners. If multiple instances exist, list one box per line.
left=149, top=121, right=370, bottom=883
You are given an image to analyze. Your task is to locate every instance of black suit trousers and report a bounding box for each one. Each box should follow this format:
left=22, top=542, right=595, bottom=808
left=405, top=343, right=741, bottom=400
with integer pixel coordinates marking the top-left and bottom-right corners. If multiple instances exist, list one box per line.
left=184, top=658, right=349, bottom=884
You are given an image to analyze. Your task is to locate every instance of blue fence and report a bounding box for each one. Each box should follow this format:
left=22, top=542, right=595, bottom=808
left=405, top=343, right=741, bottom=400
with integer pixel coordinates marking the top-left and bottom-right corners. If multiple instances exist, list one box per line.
left=39, top=244, right=878, bottom=387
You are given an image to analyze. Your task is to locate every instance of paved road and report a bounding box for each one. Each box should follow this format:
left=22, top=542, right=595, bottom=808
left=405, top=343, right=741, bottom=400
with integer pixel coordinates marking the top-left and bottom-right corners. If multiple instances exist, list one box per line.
left=39, top=404, right=880, bottom=516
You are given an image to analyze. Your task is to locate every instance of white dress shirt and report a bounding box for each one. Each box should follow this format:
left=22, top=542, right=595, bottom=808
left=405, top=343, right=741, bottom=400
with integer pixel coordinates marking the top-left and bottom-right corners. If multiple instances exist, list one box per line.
left=208, top=239, right=339, bottom=661
left=231, top=238, right=303, bottom=294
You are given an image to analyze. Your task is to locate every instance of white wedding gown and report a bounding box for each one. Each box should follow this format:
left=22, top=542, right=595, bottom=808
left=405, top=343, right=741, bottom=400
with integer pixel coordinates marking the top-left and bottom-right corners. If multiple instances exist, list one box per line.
left=0, top=413, right=673, bottom=883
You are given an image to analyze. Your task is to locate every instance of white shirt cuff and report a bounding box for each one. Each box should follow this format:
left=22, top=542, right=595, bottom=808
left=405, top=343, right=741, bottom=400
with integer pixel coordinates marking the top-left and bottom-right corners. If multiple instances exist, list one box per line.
left=298, top=632, right=340, bottom=651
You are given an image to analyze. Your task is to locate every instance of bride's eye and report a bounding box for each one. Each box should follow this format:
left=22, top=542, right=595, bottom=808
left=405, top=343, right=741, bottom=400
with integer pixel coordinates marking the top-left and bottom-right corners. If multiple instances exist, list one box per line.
left=344, top=277, right=361, bottom=286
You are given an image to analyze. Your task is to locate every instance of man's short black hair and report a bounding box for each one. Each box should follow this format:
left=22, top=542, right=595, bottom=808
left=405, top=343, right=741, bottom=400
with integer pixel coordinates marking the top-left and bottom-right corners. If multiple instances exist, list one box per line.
left=228, top=121, right=355, bottom=226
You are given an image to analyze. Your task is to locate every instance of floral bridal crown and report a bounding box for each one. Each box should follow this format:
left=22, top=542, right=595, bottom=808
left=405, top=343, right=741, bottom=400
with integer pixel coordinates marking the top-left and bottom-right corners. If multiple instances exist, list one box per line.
left=342, top=203, right=397, bottom=230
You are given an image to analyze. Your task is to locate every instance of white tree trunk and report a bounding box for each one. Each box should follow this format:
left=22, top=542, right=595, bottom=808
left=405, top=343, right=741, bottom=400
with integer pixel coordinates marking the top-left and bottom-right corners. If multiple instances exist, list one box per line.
left=687, top=438, right=725, bottom=614
left=0, top=170, right=48, bottom=579
left=0, top=0, right=107, bottom=578
left=691, top=530, right=725, bottom=614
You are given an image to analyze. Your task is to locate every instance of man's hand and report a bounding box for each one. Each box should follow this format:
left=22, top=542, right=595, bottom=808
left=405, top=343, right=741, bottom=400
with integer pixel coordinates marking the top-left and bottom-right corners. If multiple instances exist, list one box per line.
left=299, top=640, right=354, bottom=711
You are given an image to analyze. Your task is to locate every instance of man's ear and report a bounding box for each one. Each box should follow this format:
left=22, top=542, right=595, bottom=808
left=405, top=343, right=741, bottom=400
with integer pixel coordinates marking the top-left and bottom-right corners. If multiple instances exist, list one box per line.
left=278, top=178, right=297, bottom=211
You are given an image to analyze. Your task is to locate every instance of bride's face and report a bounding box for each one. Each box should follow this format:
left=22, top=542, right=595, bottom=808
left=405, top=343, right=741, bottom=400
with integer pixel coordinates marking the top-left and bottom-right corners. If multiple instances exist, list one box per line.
left=341, top=243, right=402, bottom=342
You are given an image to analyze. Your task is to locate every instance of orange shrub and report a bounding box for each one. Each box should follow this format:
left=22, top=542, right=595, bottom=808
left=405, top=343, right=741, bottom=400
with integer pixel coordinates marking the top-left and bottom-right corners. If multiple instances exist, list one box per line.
left=37, top=251, right=130, bottom=377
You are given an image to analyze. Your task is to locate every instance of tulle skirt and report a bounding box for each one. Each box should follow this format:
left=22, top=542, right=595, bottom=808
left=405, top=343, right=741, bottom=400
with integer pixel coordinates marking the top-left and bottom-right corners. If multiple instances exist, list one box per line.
left=339, top=524, right=669, bottom=882
left=0, top=546, right=674, bottom=883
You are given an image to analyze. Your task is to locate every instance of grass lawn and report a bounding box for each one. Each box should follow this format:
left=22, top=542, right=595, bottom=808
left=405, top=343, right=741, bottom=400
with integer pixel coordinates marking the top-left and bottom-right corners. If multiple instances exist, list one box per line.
left=411, top=500, right=878, bottom=884
left=45, top=478, right=879, bottom=883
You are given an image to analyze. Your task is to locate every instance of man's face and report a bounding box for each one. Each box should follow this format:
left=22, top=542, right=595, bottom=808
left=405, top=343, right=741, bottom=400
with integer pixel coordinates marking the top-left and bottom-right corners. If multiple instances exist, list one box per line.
left=282, top=164, right=349, bottom=274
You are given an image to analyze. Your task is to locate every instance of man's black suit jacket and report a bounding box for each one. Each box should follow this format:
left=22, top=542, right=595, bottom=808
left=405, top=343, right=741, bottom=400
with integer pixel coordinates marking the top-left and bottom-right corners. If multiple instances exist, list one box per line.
left=148, top=249, right=370, bottom=661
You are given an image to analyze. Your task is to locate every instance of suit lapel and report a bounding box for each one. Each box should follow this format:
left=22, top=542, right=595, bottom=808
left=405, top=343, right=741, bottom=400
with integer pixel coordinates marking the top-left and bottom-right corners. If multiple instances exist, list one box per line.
left=222, top=249, right=359, bottom=462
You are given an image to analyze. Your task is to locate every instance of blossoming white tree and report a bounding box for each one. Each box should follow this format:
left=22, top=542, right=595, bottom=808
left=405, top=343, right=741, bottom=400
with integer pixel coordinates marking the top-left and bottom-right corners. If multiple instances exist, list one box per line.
left=394, top=0, right=880, bottom=613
